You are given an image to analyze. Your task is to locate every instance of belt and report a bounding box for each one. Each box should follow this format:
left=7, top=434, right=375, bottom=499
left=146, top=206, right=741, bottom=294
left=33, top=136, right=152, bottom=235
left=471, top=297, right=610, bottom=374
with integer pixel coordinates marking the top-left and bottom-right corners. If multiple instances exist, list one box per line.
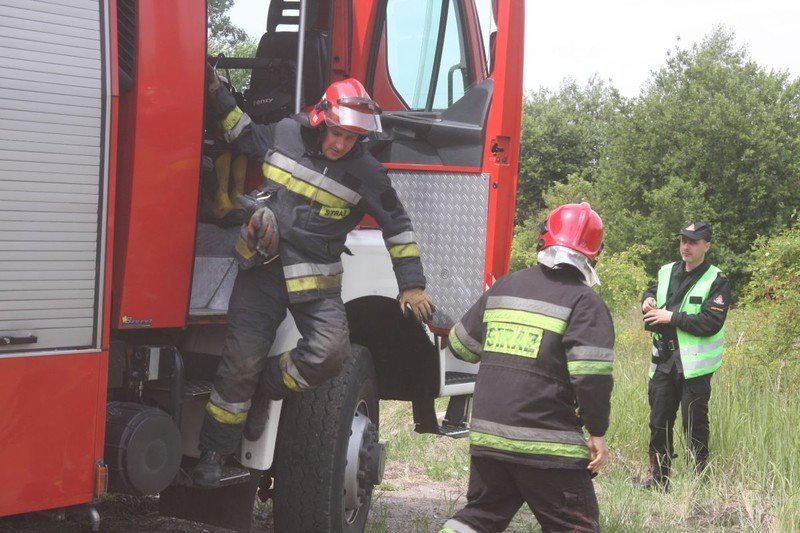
left=655, top=339, right=678, bottom=352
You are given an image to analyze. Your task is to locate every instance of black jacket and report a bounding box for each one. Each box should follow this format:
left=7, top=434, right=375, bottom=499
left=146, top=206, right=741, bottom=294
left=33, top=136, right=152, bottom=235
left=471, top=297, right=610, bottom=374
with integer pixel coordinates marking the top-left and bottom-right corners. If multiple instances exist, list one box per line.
left=448, top=265, right=615, bottom=469
left=208, top=85, right=426, bottom=301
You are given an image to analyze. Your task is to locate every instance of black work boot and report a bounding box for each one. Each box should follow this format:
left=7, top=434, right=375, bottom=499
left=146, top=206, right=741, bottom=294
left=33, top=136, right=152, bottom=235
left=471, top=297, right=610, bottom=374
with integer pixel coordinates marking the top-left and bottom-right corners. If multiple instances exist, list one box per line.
left=189, top=450, right=226, bottom=488
left=637, top=453, right=670, bottom=491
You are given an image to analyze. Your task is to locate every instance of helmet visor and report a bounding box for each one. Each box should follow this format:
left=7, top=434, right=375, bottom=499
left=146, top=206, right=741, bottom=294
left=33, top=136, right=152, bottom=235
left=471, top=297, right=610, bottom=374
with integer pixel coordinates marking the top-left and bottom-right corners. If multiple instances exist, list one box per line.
left=328, top=103, right=383, bottom=133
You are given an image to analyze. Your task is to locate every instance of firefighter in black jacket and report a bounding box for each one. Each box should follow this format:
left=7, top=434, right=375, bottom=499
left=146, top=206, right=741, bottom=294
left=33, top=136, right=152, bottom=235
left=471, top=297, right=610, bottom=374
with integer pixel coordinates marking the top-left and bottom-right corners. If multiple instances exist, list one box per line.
left=191, top=70, right=434, bottom=487
left=637, top=221, right=731, bottom=490
left=441, top=203, right=614, bottom=533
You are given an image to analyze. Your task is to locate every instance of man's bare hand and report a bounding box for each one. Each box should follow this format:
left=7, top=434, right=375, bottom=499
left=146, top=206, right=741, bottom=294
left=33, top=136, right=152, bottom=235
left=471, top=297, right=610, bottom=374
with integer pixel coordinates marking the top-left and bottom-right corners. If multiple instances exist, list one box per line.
left=643, top=308, right=673, bottom=326
left=587, top=435, right=608, bottom=473
left=642, top=296, right=657, bottom=313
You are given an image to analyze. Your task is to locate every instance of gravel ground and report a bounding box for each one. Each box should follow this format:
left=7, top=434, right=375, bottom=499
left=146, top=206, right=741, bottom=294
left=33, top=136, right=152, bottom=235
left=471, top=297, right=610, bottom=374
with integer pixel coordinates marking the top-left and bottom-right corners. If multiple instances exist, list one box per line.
left=0, top=461, right=472, bottom=533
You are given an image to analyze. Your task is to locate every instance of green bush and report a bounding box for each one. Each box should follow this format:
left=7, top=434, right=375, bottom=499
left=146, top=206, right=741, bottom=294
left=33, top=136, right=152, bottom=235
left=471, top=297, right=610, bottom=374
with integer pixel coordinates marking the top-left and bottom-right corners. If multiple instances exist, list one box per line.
left=730, top=221, right=800, bottom=383
left=595, top=245, right=651, bottom=316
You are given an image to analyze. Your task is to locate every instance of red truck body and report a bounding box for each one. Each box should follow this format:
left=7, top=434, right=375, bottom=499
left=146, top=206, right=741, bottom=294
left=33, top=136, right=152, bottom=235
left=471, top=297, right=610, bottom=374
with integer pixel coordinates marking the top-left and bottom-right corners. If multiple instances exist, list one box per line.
left=0, top=0, right=524, bottom=527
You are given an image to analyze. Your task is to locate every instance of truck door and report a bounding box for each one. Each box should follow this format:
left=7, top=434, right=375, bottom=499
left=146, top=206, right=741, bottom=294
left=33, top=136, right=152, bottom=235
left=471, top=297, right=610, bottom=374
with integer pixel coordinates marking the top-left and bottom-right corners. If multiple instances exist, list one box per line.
left=360, top=0, right=524, bottom=392
left=0, top=0, right=112, bottom=516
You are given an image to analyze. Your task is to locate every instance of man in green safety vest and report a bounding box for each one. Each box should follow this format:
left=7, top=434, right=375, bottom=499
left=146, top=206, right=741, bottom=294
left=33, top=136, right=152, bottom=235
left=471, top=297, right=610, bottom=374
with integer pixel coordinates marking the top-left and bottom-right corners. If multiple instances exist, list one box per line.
left=440, top=203, right=614, bottom=533
left=637, top=221, right=731, bottom=491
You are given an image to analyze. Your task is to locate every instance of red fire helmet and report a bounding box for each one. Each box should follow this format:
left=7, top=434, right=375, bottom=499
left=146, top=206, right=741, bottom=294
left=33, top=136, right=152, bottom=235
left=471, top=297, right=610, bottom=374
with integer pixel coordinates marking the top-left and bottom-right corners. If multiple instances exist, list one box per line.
left=538, top=202, right=604, bottom=261
left=308, top=78, right=382, bottom=135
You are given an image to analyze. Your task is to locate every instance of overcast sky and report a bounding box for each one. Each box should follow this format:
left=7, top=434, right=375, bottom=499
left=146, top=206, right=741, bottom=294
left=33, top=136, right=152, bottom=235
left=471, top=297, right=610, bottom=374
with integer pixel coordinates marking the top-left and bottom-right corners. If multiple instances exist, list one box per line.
left=229, top=0, right=800, bottom=97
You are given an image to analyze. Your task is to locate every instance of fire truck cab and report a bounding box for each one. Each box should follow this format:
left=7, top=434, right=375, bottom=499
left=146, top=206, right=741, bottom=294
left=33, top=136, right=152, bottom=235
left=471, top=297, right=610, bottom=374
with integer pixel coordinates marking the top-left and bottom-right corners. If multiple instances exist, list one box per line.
left=0, top=0, right=523, bottom=530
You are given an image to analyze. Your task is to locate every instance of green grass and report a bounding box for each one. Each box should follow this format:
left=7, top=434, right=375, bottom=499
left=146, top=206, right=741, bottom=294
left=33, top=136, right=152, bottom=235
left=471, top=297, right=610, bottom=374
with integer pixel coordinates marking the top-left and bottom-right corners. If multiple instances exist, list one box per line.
left=370, top=304, right=800, bottom=531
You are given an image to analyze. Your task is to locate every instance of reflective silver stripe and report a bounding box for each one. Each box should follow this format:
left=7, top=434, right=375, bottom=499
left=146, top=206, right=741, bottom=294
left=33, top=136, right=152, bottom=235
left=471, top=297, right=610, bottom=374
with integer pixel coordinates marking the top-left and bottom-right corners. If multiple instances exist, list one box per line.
left=442, top=519, right=479, bottom=533
left=283, top=261, right=344, bottom=279
left=486, top=295, right=571, bottom=320
left=454, top=322, right=483, bottom=357
left=567, top=345, right=615, bottom=361
left=211, top=388, right=251, bottom=414
left=224, top=112, right=252, bottom=143
left=268, top=151, right=362, bottom=205
left=384, top=231, right=416, bottom=246
left=651, top=345, right=659, bottom=358
left=650, top=363, right=657, bottom=373
left=682, top=354, right=722, bottom=371
left=470, top=418, right=587, bottom=446
left=680, top=338, right=724, bottom=356
left=281, top=354, right=310, bottom=389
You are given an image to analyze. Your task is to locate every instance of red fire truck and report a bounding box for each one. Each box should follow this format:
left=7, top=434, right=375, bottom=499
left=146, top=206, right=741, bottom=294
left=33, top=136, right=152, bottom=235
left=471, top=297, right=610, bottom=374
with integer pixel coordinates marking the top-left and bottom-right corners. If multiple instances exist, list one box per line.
left=0, top=0, right=523, bottom=530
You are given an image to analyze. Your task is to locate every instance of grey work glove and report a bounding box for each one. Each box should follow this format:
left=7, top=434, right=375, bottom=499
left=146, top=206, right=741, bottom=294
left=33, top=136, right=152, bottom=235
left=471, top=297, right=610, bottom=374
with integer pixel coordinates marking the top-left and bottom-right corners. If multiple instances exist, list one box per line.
left=246, top=206, right=279, bottom=257
left=233, top=205, right=279, bottom=270
left=399, top=288, right=435, bottom=322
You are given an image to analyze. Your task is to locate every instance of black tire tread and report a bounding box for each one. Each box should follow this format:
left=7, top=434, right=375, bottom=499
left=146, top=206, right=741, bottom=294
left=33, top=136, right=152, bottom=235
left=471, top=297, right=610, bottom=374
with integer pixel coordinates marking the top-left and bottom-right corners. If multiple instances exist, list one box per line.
left=273, top=344, right=377, bottom=533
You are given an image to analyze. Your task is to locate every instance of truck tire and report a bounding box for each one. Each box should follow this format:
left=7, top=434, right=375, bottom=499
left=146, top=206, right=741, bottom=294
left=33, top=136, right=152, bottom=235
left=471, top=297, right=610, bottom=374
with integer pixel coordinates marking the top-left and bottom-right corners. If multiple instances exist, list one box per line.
left=273, top=344, right=382, bottom=532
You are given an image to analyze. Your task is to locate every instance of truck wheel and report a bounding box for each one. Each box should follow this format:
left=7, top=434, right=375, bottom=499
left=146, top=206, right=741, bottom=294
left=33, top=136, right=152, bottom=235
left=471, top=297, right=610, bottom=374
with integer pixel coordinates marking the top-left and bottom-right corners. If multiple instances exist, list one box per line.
left=273, top=344, right=383, bottom=532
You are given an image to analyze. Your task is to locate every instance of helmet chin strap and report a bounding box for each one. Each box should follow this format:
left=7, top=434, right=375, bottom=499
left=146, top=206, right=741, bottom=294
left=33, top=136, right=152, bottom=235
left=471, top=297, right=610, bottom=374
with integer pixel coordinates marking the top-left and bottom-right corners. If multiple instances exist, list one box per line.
left=537, top=246, right=601, bottom=287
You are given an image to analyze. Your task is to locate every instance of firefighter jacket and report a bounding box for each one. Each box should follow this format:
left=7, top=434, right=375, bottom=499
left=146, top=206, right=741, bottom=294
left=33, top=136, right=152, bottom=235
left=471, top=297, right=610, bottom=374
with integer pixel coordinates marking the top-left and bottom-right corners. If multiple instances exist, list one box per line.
left=208, top=85, right=426, bottom=302
left=644, top=261, right=731, bottom=378
left=448, top=264, right=615, bottom=469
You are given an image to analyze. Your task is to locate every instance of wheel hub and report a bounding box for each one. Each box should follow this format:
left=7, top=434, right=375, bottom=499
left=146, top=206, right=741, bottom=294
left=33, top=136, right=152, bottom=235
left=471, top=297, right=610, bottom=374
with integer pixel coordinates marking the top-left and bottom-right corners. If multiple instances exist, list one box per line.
left=343, top=401, right=384, bottom=523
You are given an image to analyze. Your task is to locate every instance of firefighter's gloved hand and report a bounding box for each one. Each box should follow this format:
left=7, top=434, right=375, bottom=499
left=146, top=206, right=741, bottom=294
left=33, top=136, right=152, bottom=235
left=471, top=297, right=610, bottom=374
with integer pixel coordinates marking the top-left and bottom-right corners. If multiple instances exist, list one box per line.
left=233, top=206, right=279, bottom=270
left=245, top=206, right=279, bottom=257
left=399, top=288, right=434, bottom=322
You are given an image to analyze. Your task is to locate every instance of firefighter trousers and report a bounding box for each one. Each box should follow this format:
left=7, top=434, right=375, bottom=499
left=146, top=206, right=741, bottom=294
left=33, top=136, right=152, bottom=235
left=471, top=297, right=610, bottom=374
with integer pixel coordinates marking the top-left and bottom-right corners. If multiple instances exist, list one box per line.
left=199, top=259, right=351, bottom=455
left=443, top=455, right=600, bottom=533
left=648, top=368, right=713, bottom=463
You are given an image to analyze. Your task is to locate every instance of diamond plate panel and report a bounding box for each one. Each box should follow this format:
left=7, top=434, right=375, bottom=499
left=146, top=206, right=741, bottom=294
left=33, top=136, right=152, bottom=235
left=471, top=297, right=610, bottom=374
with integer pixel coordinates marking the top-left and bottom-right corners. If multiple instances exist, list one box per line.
left=390, top=171, right=489, bottom=330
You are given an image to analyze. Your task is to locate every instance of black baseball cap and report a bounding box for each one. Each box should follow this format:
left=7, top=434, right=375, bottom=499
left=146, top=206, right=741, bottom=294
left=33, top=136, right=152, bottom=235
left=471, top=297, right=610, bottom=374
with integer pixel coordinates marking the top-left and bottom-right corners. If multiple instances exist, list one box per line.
left=678, top=221, right=712, bottom=242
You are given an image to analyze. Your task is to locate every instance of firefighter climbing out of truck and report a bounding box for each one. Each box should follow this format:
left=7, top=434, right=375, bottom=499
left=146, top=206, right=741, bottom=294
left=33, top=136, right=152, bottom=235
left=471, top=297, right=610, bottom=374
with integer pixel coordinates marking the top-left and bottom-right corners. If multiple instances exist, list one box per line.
left=190, top=65, right=435, bottom=488
left=440, top=203, right=614, bottom=533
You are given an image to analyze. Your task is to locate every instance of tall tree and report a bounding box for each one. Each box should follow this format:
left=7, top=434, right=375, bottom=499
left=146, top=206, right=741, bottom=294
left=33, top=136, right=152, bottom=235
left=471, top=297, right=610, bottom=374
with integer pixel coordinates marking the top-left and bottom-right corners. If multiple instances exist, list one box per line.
left=208, top=0, right=249, bottom=48
left=206, top=0, right=258, bottom=91
left=595, top=28, right=800, bottom=285
left=516, top=78, right=627, bottom=221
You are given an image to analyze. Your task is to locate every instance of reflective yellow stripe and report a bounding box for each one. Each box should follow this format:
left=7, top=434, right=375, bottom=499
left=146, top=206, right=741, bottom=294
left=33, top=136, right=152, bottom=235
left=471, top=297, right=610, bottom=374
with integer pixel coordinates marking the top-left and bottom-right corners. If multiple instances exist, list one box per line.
left=449, top=328, right=481, bottom=363
left=470, top=431, right=590, bottom=459
left=484, top=322, right=543, bottom=358
left=285, top=273, right=343, bottom=293
left=206, top=402, right=247, bottom=425
left=263, top=163, right=349, bottom=208
left=221, top=107, right=245, bottom=132
left=319, top=206, right=350, bottom=219
left=388, top=243, right=420, bottom=258
left=567, top=360, right=613, bottom=375
left=280, top=352, right=303, bottom=392
left=482, top=309, right=567, bottom=335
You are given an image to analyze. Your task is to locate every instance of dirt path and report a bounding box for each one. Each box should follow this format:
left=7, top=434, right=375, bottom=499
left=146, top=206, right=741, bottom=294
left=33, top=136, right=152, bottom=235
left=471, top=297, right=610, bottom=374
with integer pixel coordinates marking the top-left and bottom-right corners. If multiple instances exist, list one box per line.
left=0, top=462, right=466, bottom=533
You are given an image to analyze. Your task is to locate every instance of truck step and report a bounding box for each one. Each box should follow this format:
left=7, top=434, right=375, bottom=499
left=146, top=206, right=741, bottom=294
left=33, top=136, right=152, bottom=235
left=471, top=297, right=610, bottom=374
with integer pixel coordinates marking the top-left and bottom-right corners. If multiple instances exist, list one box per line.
left=148, top=379, right=212, bottom=401
left=444, top=371, right=476, bottom=386
left=175, top=464, right=251, bottom=488
left=438, top=424, right=470, bottom=438
left=413, top=394, right=472, bottom=439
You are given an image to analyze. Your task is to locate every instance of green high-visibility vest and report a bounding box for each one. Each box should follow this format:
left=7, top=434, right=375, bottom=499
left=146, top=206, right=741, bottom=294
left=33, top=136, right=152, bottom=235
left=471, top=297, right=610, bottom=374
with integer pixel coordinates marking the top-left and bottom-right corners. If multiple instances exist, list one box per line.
left=652, top=262, right=724, bottom=379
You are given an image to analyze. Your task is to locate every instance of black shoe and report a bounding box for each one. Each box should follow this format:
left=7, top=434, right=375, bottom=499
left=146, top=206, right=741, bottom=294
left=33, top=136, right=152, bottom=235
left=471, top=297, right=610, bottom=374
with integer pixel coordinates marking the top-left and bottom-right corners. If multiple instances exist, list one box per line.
left=189, top=450, right=226, bottom=488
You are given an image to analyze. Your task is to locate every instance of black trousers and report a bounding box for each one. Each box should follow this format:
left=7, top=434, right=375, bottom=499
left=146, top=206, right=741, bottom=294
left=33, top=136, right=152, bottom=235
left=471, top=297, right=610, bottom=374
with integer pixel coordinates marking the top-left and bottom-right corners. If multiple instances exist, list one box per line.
left=199, top=260, right=351, bottom=455
left=445, top=455, right=599, bottom=533
left=648, top=368, right=713, bottom=462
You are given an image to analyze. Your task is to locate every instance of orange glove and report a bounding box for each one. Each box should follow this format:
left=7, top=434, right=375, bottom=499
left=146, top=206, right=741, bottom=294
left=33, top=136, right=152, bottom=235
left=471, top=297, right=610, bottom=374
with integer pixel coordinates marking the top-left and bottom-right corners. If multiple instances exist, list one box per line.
left=399, top=288, right=435, bottom=322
